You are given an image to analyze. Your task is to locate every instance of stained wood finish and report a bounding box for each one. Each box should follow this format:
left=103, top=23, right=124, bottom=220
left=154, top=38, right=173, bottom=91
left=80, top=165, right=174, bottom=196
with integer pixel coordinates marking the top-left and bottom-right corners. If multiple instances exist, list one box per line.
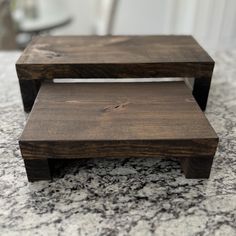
left=193, top=75, right=213, bottom=111
left=16, top=35, right=214, bottom=111
left=180, top=156, right=214, bottom=179
left=18, top=79, right=41, bottom=112
left=24, top=159, right=51, bottom=182
left=19, top=82, right=218, bottom=181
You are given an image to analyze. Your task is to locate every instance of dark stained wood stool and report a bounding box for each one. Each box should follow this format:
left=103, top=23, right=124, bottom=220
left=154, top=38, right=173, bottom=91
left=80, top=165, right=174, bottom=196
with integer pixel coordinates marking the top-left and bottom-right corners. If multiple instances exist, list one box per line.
left=16, top=36, right=218, bottom=181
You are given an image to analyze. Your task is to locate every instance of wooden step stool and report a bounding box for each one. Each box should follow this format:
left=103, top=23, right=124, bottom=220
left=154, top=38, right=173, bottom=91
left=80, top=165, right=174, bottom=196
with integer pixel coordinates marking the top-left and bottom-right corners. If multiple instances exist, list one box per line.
left=16, top=36, right=218, bottom=182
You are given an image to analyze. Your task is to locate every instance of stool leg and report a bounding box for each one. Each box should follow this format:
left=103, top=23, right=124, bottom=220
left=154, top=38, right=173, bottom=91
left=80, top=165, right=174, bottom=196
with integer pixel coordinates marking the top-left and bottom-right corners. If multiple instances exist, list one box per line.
left=18, top=79, right=41, bottom=112
left=24, top=159, right=52, bottom=182
left=192, top=76, right=212, bottom=111
left=180, top=156, right=214, bottom=179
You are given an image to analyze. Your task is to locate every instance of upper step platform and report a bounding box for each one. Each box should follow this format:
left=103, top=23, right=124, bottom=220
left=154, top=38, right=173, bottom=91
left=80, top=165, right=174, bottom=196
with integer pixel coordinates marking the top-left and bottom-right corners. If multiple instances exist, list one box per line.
left=16, top=35, right=213, bottom=79
left=16, top=36, right=214, bottom=112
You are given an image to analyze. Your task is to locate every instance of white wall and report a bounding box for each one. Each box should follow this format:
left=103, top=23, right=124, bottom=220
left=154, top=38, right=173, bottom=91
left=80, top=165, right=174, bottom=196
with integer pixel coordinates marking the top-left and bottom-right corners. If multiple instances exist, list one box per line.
left=52, top=0, right=95, bottom=35
left=96, top=0, right=236, bottom=52
left=51, top=0, right=236, bottom=51
left=115, top=0, right=236, bottom=51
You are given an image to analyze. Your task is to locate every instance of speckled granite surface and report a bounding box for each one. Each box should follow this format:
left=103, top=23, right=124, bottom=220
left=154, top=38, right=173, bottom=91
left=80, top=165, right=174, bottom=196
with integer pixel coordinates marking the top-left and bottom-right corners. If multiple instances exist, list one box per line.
left=0, top=52, right=236, bottom=236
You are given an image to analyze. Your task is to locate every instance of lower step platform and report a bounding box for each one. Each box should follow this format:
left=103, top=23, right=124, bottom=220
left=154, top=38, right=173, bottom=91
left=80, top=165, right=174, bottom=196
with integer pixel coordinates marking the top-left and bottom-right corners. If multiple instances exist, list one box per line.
left=19, top=81, right=218, bottom=181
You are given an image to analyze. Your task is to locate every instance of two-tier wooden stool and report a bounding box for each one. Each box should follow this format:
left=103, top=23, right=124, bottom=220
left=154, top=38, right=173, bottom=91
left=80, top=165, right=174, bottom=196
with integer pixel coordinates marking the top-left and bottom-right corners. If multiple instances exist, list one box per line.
left=16, top=36, right=218, bottom=182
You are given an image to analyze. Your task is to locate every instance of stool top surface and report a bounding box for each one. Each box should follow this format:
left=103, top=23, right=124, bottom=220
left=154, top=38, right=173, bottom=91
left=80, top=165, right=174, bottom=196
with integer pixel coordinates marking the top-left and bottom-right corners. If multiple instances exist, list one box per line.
left=17, top=35, right=213, bottom=65
left=20, top=81, right=217, bottom=142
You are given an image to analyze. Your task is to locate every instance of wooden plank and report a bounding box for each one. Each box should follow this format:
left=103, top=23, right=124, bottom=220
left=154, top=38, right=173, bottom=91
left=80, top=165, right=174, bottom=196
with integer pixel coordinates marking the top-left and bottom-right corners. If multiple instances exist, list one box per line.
left=17, top=36, right=213, bottom=64
left=19, top=81, right=218, bottom=154
left=16, top=35, right=214, bottom=79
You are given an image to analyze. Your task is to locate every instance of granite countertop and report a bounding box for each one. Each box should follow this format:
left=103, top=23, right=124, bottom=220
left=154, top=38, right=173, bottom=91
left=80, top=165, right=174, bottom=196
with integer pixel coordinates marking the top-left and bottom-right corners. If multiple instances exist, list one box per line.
left=0, top=52, right=236, bottom=236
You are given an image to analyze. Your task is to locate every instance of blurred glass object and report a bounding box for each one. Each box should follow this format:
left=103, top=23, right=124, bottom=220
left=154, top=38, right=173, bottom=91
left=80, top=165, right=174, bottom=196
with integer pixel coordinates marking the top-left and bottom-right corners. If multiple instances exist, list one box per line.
left=11, top=0, right=72, bottom=49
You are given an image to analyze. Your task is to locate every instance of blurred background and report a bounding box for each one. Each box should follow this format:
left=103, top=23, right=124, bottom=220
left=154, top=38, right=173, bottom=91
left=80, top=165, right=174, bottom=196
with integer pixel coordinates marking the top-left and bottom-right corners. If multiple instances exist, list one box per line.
left=0, top=0, right=236, bottom=52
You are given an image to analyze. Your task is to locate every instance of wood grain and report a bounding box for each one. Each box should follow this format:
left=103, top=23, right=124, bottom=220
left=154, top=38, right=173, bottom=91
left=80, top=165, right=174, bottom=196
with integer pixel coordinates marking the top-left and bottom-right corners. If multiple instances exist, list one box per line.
left=16, top=35, right=214, bottom=79
left=16, top=35, right=214, bottom=111
left=20, top=82, right=217, bottom=141
left=19, top=82, right=218, bottom=180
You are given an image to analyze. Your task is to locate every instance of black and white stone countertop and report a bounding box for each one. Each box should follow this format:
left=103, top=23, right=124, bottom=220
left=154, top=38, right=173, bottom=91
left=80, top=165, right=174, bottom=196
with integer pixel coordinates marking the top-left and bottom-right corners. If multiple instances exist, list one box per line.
left=0, top=52, right=235, bottom=236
